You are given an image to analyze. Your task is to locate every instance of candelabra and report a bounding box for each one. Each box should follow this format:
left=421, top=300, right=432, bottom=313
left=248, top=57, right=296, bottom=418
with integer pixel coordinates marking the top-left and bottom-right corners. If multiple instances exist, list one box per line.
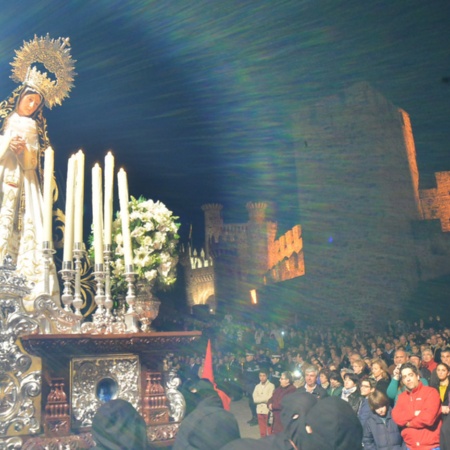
left=41, top=241, right=56, bottom=295
left=124, top=266, right=139, bottom=332
left=103, top=244, right=113, bottom=316
left=59, top=261, right=74, bottom=313
left=93, top=264, right=106, bottom=317
left=72, top=242, right=85, bottom=317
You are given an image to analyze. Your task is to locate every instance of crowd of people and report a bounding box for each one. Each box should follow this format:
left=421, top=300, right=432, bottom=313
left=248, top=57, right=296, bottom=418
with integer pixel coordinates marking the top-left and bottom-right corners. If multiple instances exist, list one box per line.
left=90, top=315, right=450, bottom=449
left=166, top=314, right=450, bottom=449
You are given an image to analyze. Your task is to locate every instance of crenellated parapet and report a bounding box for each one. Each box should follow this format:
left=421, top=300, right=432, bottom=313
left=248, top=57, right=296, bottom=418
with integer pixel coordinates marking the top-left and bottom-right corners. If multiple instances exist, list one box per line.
left=220, top=224, right=248, bottom=243
left=180, top=244, right=215, bottom=308
left=268, top=225, right=303, bottom=268
left=246, top=202, right=268, bottom=223
left=266, top=224, right=305, bottom=283
left=419, top=171, right=450, bottom=232
left=188, top=247, right=213, bottom=270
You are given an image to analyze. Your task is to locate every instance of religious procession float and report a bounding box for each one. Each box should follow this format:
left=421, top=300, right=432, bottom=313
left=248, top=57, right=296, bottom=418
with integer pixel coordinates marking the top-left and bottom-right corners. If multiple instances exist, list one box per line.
left=0, top=35, right=199, bottom=449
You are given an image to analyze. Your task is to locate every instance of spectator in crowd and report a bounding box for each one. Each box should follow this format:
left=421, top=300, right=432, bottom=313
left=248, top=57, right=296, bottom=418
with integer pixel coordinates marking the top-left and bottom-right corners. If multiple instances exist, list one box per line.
left=387, top=357, right=428, bottom=405
left=243, top=351, right=260, bottom=426
left=370, top=359, right=391, bottom=395
left=441, top=412, right=450, bottom=450
left=434, top=334, right=447, bottom=364
left=341, top=372, right=362, bottom=413
left=363, top=390, right=403, bottom=450
left=392, top=362, right=442, bottom=450
left=430, top=362, right=450, bottom=421
left=388, top=349, right=408, bottom=376
left=358, top=377, right=376, bottom=427
left=268, top=371, right=297, bottom=434
left=252, top=369, right=275, bottom=438
left=327, top=371, right=344, bottom=397
left=353, top=359, right=370, bottom=379
left=410, top=352, right=432, bottom=383
left=421, top=347, right=438, bottom=373
left=269, top=354, right=284, bottom=387
left=430, top=347, right=450, bottom=386
left=319, top=369, right=330, bottom=391
left=300, top=365, right=328, bottom=399
left=383, top=342, right=395, bottom=366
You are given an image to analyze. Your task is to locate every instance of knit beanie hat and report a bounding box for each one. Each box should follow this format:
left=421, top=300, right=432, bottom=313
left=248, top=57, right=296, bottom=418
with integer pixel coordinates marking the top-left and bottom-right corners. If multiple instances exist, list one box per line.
left=91, top=399, right=149, bottom=450
left=301, top=396, right=363, bottom=450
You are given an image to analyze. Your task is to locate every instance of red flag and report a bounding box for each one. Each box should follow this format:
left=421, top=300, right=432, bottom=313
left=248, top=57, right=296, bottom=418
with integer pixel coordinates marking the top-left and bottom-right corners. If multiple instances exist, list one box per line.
left=201, top=339, right=231, bottom=411
left=201, top=339, right=215, bottom=383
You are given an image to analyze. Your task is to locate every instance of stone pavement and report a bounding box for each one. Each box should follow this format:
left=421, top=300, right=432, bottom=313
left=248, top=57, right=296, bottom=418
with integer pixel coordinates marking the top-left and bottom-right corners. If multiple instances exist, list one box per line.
left=230, top=397, right=261, bottom=439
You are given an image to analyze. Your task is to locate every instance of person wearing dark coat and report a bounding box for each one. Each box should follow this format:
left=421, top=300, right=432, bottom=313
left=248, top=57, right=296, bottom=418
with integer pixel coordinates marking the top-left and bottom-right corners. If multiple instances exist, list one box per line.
left=441, top=410, right=450, bottom=450
left=300, top=396, right=363, bottom=450
left=243, top=351, right=261, bottom=425
left=358, top=377, right=376, bottom=428
left=91, top=399, right=151, bottom=450
left=362, top=390, right=403, bottom=450
left=221, top=391, right=318, bottom=450
left=173, top=391, right=240, bottom=450
left=341, top=372, right=363, bottom=413
left=299, top=365, right=328, bottom=399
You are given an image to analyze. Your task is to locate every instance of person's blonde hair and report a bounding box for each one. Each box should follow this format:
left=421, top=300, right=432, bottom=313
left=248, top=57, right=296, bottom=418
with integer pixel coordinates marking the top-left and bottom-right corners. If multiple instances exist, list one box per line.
left=371, top=358, right=389, bottom=380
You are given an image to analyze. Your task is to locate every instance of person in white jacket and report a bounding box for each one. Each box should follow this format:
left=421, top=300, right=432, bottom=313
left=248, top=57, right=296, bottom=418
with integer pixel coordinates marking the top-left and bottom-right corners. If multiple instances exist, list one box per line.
left=252, top=369, right=275, bottom=438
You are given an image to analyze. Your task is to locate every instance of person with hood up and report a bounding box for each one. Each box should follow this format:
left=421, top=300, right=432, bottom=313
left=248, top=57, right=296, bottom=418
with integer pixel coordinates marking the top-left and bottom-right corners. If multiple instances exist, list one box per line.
left=91, top=399, right=152, bottom=450
left=173, top=379, right=240, bottom=450
left=300, top=396, right=363, bottom=450
left=223, top=396, right=363, bottom=450
left=220, top=391, right=318, bottom=450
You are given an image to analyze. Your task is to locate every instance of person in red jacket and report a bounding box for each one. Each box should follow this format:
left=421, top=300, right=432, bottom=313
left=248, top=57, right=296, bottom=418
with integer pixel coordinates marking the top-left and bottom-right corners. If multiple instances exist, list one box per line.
left=392, top=362, right=442, bottom=450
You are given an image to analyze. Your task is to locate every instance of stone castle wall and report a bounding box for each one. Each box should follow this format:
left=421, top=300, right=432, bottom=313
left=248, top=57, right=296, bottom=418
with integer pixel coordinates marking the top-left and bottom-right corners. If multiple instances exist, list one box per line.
left=293, top=82, right=423, bottom=324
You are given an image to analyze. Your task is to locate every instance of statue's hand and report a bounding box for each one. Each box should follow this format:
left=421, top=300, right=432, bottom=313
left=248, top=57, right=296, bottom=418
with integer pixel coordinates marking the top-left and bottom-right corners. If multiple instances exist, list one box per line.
left=10, top=136, right=27, bottom=155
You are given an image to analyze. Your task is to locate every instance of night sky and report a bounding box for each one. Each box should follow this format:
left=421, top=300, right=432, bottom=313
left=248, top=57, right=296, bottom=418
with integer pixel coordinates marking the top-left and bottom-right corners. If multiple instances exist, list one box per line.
left=0, top=0, right=449, bottom=247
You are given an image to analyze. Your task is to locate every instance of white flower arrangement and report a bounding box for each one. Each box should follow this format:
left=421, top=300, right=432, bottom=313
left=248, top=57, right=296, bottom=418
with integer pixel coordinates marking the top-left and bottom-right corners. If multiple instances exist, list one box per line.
left=109, top=196, right=180, bottom=297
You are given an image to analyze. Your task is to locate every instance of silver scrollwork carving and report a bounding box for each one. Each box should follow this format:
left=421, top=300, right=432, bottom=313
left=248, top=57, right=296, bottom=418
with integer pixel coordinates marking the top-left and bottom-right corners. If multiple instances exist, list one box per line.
left=165, top=369, right=185, bottom=422
left=71, top=355, right=141, bottom=428
left=0, top=257, right=41, bottom=437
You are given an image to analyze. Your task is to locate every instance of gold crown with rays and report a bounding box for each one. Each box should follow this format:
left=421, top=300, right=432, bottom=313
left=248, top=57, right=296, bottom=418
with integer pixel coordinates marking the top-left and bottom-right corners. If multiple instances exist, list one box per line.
left=10, top=34, right=76, bottom=109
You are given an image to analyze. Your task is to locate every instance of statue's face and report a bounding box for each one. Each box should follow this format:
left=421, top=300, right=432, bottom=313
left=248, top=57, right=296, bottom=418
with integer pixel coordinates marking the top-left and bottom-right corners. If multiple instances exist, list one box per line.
left=17, top=93, right=42, bottom=117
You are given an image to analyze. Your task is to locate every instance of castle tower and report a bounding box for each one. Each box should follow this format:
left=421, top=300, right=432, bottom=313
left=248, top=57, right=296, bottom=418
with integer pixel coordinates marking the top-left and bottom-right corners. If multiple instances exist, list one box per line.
left=246, top=202, right=268, bottom=223
left=246, top=202, right=270, bottom=281
left=293, top=82, right=420, bottom=325
left=201, top=204, right=223, bottom=258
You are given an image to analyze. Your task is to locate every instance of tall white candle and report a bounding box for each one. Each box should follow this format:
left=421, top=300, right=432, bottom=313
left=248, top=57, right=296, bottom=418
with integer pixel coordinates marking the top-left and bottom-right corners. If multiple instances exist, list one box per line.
left=43, top=147, right=54, bottom=242
left=104, top=151, right=115, bottom=246
left=74, top=150, right=85, bottom=244
left=63, top=155, right=76, bottom=261
left=118, top=168, right=133, bottom=268
left=92, top=164, right=104, bottom=265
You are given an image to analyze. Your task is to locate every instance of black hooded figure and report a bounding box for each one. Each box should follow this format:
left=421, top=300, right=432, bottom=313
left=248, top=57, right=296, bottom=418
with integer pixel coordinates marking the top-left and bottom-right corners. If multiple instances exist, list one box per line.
left=91, top=399, right=151, bottom=450
left=221, top=391, right=318, bottom=450
left=173, top=379, right=240, bottom=450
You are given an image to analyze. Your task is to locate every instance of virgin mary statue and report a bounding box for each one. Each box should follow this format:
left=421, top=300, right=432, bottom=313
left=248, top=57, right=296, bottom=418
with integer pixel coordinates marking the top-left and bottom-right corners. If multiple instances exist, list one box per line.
left=0, top=35, right=76, bottom=311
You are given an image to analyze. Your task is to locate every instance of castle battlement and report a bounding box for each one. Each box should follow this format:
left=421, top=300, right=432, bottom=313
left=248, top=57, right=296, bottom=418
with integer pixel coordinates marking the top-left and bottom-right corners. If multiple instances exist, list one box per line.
left=219, top=224, right=248, bottom=242
left=419, top=171, right=450, bottom=232
left=268, top=224, right=303, bottom=269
